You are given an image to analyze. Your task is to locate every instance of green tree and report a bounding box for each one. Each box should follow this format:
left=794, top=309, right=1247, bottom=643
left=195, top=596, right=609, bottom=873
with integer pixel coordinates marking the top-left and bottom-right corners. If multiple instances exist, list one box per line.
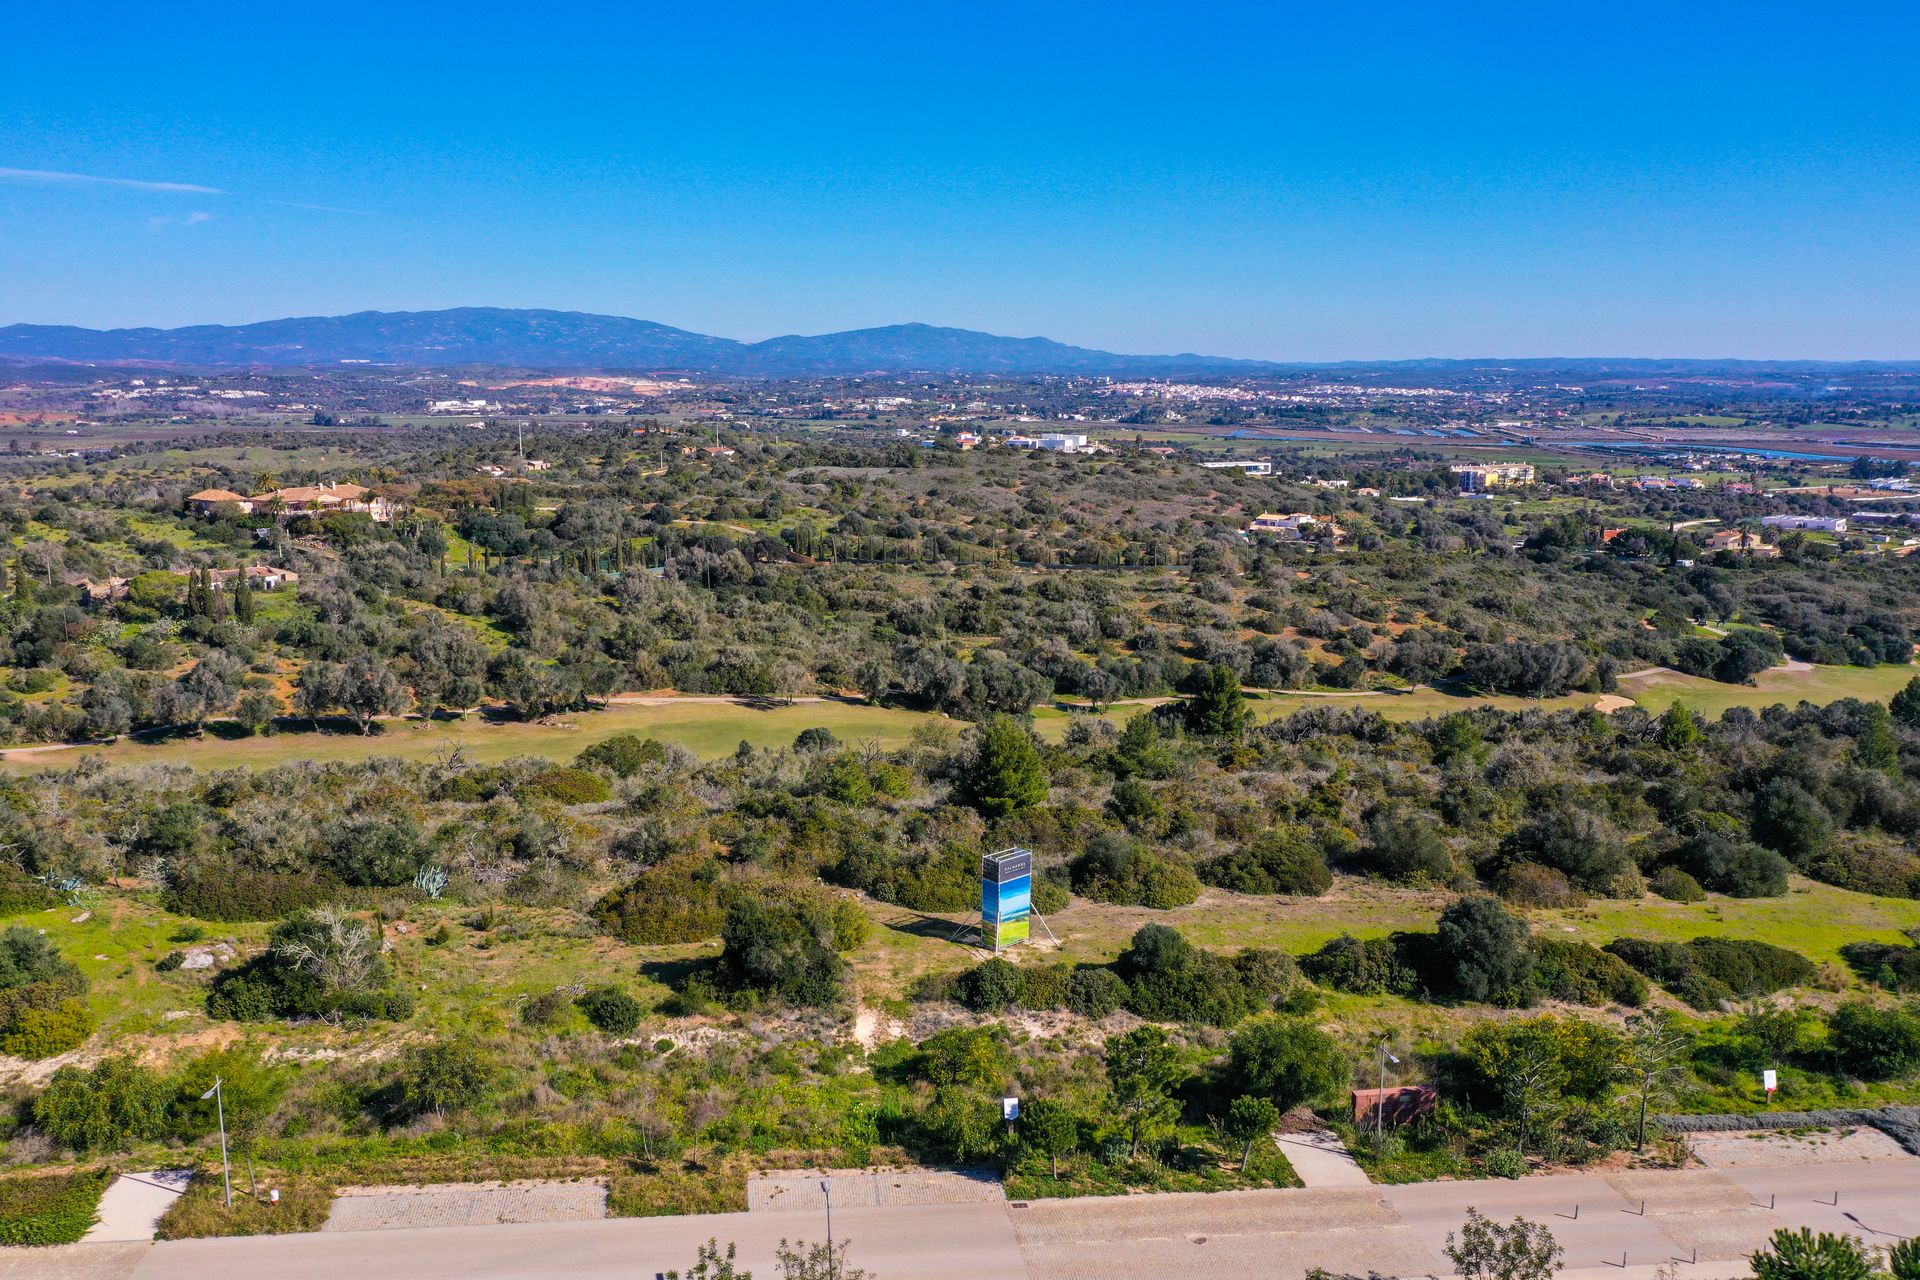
left=1104, top=1025, right=1184, bottom=1158
left=957, top=715, right=1048, bottom=818
left=1183, top=663, right=1253, bottom=738
left=1751, top=1228, right=1876, bottom=1280
left=1017, top=1098, right=1081, bottom=1178
left=1227, top=1015, right=1348, bottom=1112
left=1224, top=1094, right=1281, bottom=1170
left=1446, top=1209, right=1564, bottom=1280
left=1621, top=1008, right=1691, bottom=1150
left=1656, top=703, right=1702, bottom=750
left=1890, top=676, right=1920, bottom=728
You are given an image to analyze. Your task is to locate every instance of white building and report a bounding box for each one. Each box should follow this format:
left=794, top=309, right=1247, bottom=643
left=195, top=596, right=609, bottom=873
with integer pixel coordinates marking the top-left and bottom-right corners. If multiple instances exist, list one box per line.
left=1761, top=515, right=1849, bottom=533
left=1200, top=460, right=1272, bottom=476
left=1450, top=462, right=1536, bottom=490
left=1037, top=432, right=1091, bottom=453
left=1246, top=512, right=1342, bottom=542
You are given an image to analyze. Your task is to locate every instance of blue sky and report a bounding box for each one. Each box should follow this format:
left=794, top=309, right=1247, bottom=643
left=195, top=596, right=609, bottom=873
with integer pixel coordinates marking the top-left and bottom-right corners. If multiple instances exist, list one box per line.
left=3, top=1, right=1917, bottom=360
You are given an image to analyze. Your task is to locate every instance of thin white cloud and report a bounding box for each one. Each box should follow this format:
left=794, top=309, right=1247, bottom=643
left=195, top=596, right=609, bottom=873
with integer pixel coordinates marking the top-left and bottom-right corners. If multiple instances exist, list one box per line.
left=148, top=211, right=214, bottom=229
left=263, top=198, right=372, bottom=217
left=0, top=166, right=224, bottom=195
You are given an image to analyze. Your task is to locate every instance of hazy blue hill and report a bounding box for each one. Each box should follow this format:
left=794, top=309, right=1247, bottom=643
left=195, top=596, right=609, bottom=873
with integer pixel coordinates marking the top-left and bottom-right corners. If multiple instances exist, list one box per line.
left=6, top=309, right=1913, bottom=376
left=738, top=322, right=1273, bottom=376
left=0, top=308, right=1277, bottom=375
left=0, top=308, right=745, bottom=369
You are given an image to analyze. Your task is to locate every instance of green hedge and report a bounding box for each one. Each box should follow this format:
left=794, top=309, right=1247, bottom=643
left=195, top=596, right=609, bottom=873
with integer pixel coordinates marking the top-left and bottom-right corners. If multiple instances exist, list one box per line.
left=0, top=1167, right=109, bottom=1246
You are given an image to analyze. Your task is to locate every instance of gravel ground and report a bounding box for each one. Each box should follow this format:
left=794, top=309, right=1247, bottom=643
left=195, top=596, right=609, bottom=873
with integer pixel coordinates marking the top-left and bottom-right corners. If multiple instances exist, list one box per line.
left=1687, top=1128, right=1910, bottom=1169
left=322, top=1179, right=608, bottom=1232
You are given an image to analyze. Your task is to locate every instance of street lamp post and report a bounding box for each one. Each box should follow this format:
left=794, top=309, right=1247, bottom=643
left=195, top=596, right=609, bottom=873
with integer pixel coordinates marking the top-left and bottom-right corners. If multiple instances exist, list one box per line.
left=200, top=1076, right=232, bottom=1208
left=1376, top=1041, right=1400, bottom=1147
left=819, top=1179, right=836, bottom=1280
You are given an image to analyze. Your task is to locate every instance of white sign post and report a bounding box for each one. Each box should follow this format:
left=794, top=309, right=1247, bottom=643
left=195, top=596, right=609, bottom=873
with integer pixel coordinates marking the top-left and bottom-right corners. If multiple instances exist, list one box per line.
left=1001, top=1097, right=1021, bottom=1122
left=1762, top=1069, right=1778, bottom=1104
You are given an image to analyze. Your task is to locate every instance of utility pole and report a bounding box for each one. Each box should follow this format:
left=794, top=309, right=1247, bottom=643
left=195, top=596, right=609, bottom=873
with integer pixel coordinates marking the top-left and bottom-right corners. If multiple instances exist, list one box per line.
left=201, top=1076, right=232, bottom=1208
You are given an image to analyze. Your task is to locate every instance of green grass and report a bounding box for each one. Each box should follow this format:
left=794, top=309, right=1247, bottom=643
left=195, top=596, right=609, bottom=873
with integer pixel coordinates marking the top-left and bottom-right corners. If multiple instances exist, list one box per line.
left=0, top=1167, right=110, bottom=1245
left=1536, top=876, right=1920, bottom=967
left=8, top=897, right=269, bottom=1038
left=1, top=699, right=946, bottom=774
left=1621, top=662, right=1918, bottom=717
left=12, top=659, right=1906, bottom=775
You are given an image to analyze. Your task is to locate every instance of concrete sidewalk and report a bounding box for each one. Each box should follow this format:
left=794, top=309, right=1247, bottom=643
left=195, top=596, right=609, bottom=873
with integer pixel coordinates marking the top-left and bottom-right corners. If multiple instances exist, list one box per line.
left=85, top=1171, right=191, bottom=1243
left=1273, top=1126, right=1372, bottom=1187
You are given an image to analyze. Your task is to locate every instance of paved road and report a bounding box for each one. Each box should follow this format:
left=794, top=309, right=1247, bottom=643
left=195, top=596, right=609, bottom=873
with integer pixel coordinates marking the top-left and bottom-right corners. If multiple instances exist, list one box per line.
left=11, top=1157, right=1919, bottom=1280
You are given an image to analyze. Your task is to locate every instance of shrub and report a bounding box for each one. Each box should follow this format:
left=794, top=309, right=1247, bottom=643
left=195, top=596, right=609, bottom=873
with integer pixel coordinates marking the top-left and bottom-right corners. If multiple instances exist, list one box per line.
left=1505, top=807, right=1630, bottom=892
left=524, top=767, right=611, bottom=805
left=0, top=866, right=56, bottom=918
left=206, top=908, right=406, bottom=1023
left=593, top=855, right=726, bottom=944
left=1531, top=938, right=1647, bottom=1007
left=1436, top=896, right=1535, bottom=1006
left=399, top=1040, right=495, bottom=1118
left=1227, top=1015, right=1347, bottom=1111
left=165, top=868, right=333, bottom=922
left=1360, top=807, right=1453, bottom=883
left=1827, top=1001, right=1920, bottom=1079
left=1751, top=1229, right=1878, bottom=1280
left=1065, top=967, right=1126, bottom=1018
left=1300, top=933, right=1410, bottom=995
left=792, top=726, right=840, bottom=753
left=1604, top=936, right=1813, bottom=1009
left=1016, top=963, right=1073, bottom=1009
left=1117, top=924, right=1262, bottom=1025
left=953, top=958, right=1023, bottom=1012
left=1483, top=1149, right=1528, bottom=1179
left=716, top=882, right=851, bottom=1007
left=575, top=733, right=669, bottom=778
left=1688, top=937, right=1815, bottom=995
left=1069, top=834, right=1201, bottom=909
left=577, top=985, right=645, bottom=1035
left=521, top=989, right=573, bottom=1027
left=33, top=1058, right=169, bottom=1152
left=0, top=997, right=94, bottom=1058
left=1667, top=832, right=1789, bottom=898
left=0, top=1167, right=110, bottom=1245
left=1838, top=941, right=1920, bottom=992
left=1199, top=826, right=1333, bottom=896
left=1649, top=866, right=1706, bottom=903
left=1497, top=862, right=1585, bottom=909
left=0, top=925, right=90, bottom=1055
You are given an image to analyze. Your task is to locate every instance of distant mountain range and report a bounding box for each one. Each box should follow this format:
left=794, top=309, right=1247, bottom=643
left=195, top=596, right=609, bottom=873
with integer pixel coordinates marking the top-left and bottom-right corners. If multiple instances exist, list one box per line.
left=0, top=308, right=1283, bottom=377
left=4, top=309, right=1916, bottom=377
